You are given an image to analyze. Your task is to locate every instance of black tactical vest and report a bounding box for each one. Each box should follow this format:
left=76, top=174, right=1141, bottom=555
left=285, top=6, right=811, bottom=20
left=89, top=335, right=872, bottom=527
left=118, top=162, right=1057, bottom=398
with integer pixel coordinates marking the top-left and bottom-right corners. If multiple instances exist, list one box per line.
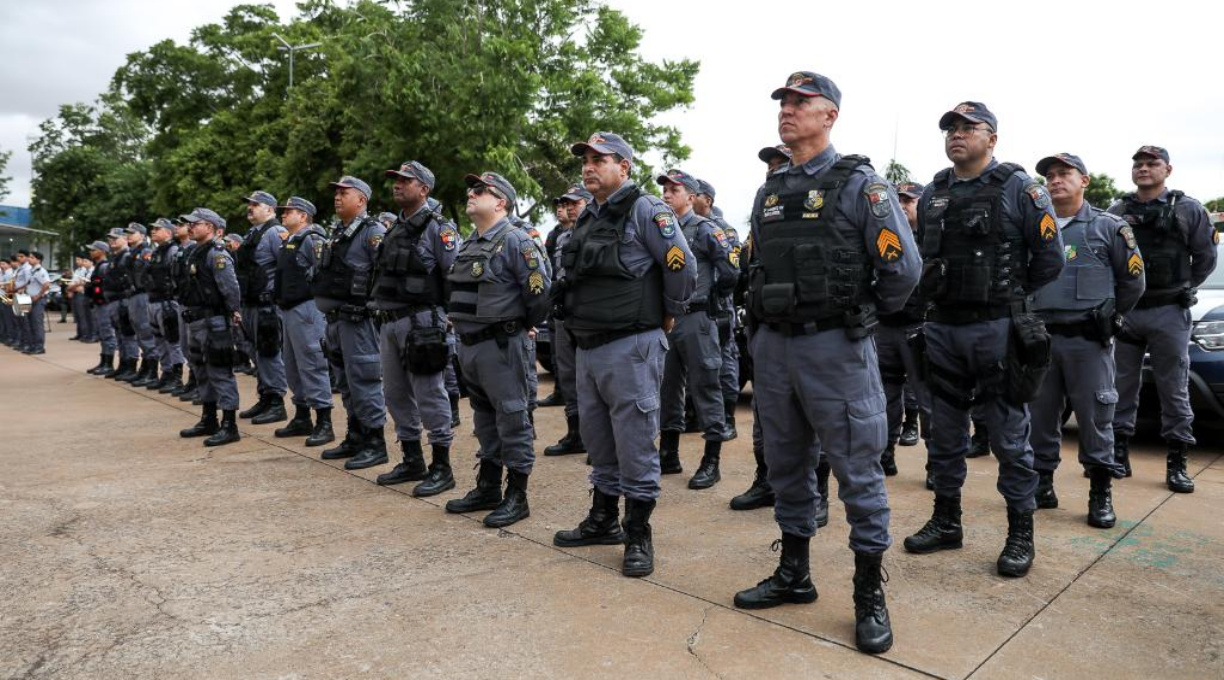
left=179, top=241, right=226, bottom=313
left=921, top=163, right=1029, bottom=315
left=1118, top=191, right=1190, bottom=295
left=88, top=261, right=108, bottom=305
left=234, top=220, right=277, bottom=304
left=145, top=241, right=177, bottom=302
left=171, top=241, right=195, bottom=302
left=312, top=217, right=378, bottom=303
left=128, top=243, right=152, bottom=292
left=275, top=226, right=324, bottom=310
left=103, top=252, right=131, bottom=297
left=371, top=209, right=446, bottom=307
left=561, top=186, right=665, bottom=335
left=748, top=155, right=874, bottom=324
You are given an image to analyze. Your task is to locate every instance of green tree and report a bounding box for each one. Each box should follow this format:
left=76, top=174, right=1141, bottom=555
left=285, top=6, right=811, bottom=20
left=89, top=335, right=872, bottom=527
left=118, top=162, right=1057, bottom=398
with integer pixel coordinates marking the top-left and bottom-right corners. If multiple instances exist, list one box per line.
left=0, top=148, right=11, bottom=202
left=1204, top=197, right=1224, bottom=212
left=1085, top=172, right=1122, bottom=210
left=884, top=159, right=911, bottom=185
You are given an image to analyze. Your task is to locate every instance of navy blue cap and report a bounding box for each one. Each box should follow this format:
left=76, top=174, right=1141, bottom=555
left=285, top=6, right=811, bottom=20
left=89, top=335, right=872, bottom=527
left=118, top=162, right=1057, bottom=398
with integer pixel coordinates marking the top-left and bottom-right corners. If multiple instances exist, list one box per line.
left=243, top=190, right=278, bottom=207
left=770, top=71, right=842, bottom=108
left=895, top=181, right=926, bottom=198
left=106, top=228, right=127, bottom=239
left=570, top=132, right=635, bottom=162
left=758, top=144, right=792, bottom=163
left=696, top=179, right=716, bottom=198
left=555, top=182, right=593, bottom=204
left=1036, top=153, right=1088, bottom=176
left=1132, top=145, right=1170, bottom=163
left=149, top=218, right=175, bottom=231
left=329, top=175, right=372, bottom=200
left=278, top=196, right=317, bottom=217
left=464, top=172, right=518, bottom=208
left=224, top=233, right=244, bottom=244
left=87, top=240, right=110, bottom=253
left=124, top=222, right=147, bottom=235
left=939, top=101, right=997, bottom=132
left=181, top=208, right=227, bottom=231
left=656, top=169, right=701, bottom=194
left=385, top=160, right=436, bottom=189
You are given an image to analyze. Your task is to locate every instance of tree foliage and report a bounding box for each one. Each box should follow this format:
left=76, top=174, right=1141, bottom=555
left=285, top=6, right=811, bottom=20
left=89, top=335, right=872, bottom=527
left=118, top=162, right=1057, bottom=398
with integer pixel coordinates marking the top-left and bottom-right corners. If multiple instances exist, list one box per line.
left=883, top=159, right=911, bottom=185
left=1084, top=172, right=1122, bottom=210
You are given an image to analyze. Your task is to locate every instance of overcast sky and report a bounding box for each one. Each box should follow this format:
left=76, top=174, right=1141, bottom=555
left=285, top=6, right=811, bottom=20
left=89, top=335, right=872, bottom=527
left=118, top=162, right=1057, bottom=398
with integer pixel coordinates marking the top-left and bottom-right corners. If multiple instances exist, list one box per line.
left=3, top=0, right=1223, bottom=231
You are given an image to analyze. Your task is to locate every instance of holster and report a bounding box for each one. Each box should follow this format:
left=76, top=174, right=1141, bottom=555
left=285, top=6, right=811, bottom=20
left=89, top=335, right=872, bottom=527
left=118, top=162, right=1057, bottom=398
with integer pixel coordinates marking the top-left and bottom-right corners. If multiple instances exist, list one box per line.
left=118, top=305, right=135, bottom=336
left=404, top=311, right=449, bottom=375
left=907, top=327, right=929, bottom=381
left=255, top=307, right=282, bottom=357
left=1090, top=299, right=1117, bottom=347
left=163, top=307, right=180, bottom=343
left=206, top=324, right=236, bottom=367
left=1004, top=312, right=1051, bottom=404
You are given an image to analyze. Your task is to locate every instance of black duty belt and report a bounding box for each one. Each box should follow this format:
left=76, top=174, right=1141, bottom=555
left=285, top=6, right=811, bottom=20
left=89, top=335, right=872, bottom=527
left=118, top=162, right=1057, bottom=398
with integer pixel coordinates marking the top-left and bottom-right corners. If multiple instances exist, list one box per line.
left=570, top=327, right=650, bottom=351
left=764, top=316, right=847, bottom=336
left=182, top=307, right=225, bottom=323
left=928, top=305, right=1012, bottom=326
left=685, top=301, right=710, bottom=313
left=1045, top=319, right=1097, bottom=340
left=459, top=320, right=524, bottom=346
left=325, top=305, right=372, bottom=324
left=375, top=305, right=433, bottom=324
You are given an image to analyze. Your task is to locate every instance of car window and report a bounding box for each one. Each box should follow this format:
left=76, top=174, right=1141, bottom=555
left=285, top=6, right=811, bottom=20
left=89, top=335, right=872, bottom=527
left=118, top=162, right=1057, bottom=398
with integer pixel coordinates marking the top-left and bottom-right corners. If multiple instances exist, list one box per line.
left=1203, top=242, right=1224, bottom=289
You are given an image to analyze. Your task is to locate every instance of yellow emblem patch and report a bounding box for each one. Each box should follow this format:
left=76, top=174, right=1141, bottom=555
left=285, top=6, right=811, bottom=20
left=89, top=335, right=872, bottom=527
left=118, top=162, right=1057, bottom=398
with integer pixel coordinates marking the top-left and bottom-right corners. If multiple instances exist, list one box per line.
left=1214, top=229, right=1221, bottom=245
left=729, top=245, right=741, bottom=268
left=876, top=228, right=902, bottom=262
left=665, top=245, right=686, bottom=271
left=1039, top=214, right=1057, bottom=242
left=1127, top=253, right=1144, bottom=276
left=528, top=270, right=544, bottom=295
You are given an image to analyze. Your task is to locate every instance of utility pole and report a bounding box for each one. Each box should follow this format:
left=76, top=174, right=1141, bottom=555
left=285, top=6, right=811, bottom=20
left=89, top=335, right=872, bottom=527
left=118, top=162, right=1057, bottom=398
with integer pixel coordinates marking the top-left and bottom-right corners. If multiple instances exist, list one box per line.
left=271, top=33, right=321, bottom=91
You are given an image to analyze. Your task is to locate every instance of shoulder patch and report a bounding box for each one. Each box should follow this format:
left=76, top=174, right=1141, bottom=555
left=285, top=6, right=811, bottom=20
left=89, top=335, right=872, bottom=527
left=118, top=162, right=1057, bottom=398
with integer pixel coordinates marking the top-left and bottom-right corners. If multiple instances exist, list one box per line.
left=1119, top=225, right=1137, bottom=250
left=1025, top=181, right=1052, bottom=210
left=1127, top=253, right=1144, bottom=277
left=522, top=243, right=540, bottom=270
left=214, top=255, right=227, bottom=270
left=712, top=227, right=728, bottom=247
left=368, top=233, right=383, bottom=248
left=654, top=211, right=677, bottom=238
left=1039, top=214, right=1058, bottom=242
left=665, top=245, right=686, bottom=271
left=876, top=228, right=903, bottom=262
left=440, top=227, right=458, bottom=251
left=729, top=245, right=741, bottom=268
left=865, top=182, right=892, bottom=219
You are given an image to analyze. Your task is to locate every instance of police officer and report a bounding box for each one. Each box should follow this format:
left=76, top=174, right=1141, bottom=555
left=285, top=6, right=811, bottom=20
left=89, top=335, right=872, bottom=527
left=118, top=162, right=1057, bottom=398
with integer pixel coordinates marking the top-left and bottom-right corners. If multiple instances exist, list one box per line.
left=876, top=180, right=932, bottom=477
left=693, top=180, right=743, bottom=439
left=20, top=251, right=50, bottom=354
left=443, top=172, right=550, bottom=528
left=177, top=208, right=244, bottom=447
left=270, top=196, right=336, bottom=447
left=1109, top=145, right=1218, bottom=493
left=138, top=219, right=186, bottom=390
left=552, top=132, right=696, bottom=578
left=0, top=258, right=15, bottom=347
left=103, top=230, right=141, bottom=380
left=904, top=102, right=1063, bottom=579
left=542, top=183, right=593, bottom=457
left=235, top=191, right=290, bottom=424
left=312, top=176, right=389, bottom=469
left=758, top=144, right=792, bottom=176
left=222, top=233, right=253, bottom=375
left=84, top=243, right=117, bottom=374
left=370, top=161, right=459, bottom=495
left=121, top=223, right=160, bottom=385
left=655, top=169, right=736, bottom=489
left=169, top=218, right=201, bottom=399
left=68, top=255, right=97, bottom=343
left=1030, top=153, right=1144, bottom=528
left=733, top=72, right=917, bottom=655
left=9, top=250, right=32, bottom=351
left=508, top=212, right=546, bottom=419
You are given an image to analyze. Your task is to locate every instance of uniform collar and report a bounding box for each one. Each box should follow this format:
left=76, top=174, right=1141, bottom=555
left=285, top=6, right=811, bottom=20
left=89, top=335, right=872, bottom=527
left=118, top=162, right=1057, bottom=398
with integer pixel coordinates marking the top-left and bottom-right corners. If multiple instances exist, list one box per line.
left=1131, top=188, right=1172, bottom=205
left=474, top=217, right=511, bottom=241
left=789, top=144, right=839, bottom=177
left=1069, top=200, right=1095, bottom=224
left=950, top=158, right=1000, bottom=185
left=677, top=209, right=699, bottom=227
left=592, top=180, right=637, bottom=216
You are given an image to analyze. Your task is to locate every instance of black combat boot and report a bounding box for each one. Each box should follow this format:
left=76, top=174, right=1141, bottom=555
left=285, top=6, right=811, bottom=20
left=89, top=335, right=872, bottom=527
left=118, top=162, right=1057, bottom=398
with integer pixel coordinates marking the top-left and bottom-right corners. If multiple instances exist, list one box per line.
left=967, top=420, right=991, bottom=458
left=484, top=469, right=530, bottom=528
left=997, top=507, right=1035, bottom=577
left=904, top=495, right=964, bottom=554
left=898, top=409, right=920, bottom=447
left=345, top=425, right=388, bottom=470
left=659, top=429, right=683, bottom=475
left=688, top=439, right=722, bottom=489
left=154, top=364, right=182, bottom=392
left=239, top=393, right=270, bottom=420
left=413, top=444, right=456, bottom=497
left=852, top=551, right=894, bottom=654
left=1166, top=440, right=1194, bottom=493
left=880, top=442, right=898, bottom=476
left=102, top=356, right=129, bottom=379
left=274, top=404, right=314, bottom=438
left=449, top=393, right=461, bottom=428
left=621, top=497, right=656, bottom=578
left=723, top=399, right=738, bottom=440
left=178, top=383, right=199, bottom=402
left=251, top=394, right=288, bottom=425
left=306, top=407, right=335, bottom=447
left=204, top=409, right=241, bottom=447
left=544, top=414, right=586, bottom=456
left=445, top=460, right=503, bottom=513
left=88, top=352, right=114, bottom=375
left=730, top=443, right=774, bottom=511
left=734, top=533, right=818, bottom=609
left=1035, top=470, right=1058, bottom=509
left=537, top=390, right=564, bottom=407
left=1087, top=468, right=1117, bottom=529
left=554, top=489, right=625, bottom=547
left=1113, top=431, right=1132, bottom=477
left=111, top=358, right=139, bottom=381
left=180, top=402, right=220, bottom=438
left=321, top=415, right=362, bottom=459
left=815, top=459, right=831, bottom=528
left=132, top=362, right=160, bottom=388
left=171, top=369, right=196, bottom=397
left=120, top=358, right=150, bottom=384
left=377, top=440, right=428, bottom=485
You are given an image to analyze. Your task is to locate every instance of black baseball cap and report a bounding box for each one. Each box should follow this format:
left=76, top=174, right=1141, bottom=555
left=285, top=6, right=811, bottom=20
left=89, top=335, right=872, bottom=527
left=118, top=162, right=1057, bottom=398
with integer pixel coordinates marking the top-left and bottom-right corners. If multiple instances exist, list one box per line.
left=656, top=169, right=701, bottom=193
left=758, top=144, right=792, bottom=164
left=1036, top=153, right=1088, bottom=176
left=939, top=101, right=997, bottom=132
left=770, top=71, right=842, bottom=108
left=1132, top=145, right=1170, bottom=163
left=570, top=132, right=635, bottom=162
left=895, top=181, right=926, bottom=198
left=464, top=172, right=518, bottom=208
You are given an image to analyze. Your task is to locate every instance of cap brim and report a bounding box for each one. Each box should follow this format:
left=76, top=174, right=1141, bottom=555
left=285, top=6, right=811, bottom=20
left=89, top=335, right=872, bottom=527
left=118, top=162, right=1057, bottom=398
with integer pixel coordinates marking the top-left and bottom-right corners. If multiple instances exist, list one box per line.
left=570, top=142, right=616, bottom=157
left=463, top=174, right=487, bottom=188
left=771, top=86, right=821, bottom=101
left=1131, top=151, right=1166, bottom=161
left=758, top=148, right=786, bottom=162
left=656, top=175, right=680, bottom=187
left=939, top=111, right=992, bottom=130
left=1036, top=157, right=1085, bottom=176
left=385, top=169, right=416, bottom=180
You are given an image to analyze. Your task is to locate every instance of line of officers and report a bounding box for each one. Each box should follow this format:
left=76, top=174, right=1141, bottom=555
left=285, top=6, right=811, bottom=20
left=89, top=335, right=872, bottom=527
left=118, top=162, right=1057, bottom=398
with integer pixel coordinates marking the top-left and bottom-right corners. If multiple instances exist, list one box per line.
left=0, top=249, right=53, bottom=354
left=80, top=69, right=1220, bottom=656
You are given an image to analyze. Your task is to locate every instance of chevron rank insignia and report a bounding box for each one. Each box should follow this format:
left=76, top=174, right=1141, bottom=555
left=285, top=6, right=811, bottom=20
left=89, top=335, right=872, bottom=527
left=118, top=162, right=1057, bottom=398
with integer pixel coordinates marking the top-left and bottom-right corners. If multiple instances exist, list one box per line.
left=665, top=245, right=686, bottom=271
left=876, top=228, right=902, bottom=262
left=1039, top=214, right=1057, bottom=242
left=729, top=245, right=741, bottom=268
left=1127, top=253, right=1144, bottom=276
left=528, top=270, right=544, bottom=295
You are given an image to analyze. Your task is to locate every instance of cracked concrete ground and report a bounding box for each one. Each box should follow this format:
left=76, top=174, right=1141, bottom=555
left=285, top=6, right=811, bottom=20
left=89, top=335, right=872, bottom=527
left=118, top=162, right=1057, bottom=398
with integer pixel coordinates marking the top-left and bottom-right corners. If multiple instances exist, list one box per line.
left=2, top=331, right=1222, bottom=679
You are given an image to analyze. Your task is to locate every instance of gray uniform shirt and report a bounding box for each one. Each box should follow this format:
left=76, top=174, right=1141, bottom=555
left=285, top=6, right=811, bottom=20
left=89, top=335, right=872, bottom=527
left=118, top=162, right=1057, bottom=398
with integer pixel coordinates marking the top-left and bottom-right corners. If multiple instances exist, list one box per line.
left=449, top=217, right=552, bottom=333
left=1035, top=200, right=1146, bottom=323
left=249, top=219, right=288, bottom=297
left=678, top=209, right=736, bottom=308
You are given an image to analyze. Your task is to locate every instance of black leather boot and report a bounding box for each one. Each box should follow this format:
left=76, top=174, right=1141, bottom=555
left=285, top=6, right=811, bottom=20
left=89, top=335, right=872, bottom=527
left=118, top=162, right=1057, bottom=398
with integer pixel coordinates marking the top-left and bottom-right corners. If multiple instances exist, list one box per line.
left=306, top=407, right=335, bottom=447
left=544, top=414, right=586, bottom=456
left=555, top=489, right=625, bottom=546
left=449, top=393, right=461, bottom=428
left=537, top=390, right=564, bottom=407
left=1166, top=440, right=1195, bottom=493
left=1087, top=468, right=1116, bottom=529
left=734, top=533, right=818, bottom=609
left=815, top=459, right=831, bottom=529
left=899, top=409, right=920, bottom=447
left=730, top=443, right=773, bottom=511
left=1113, top=431, right=1132, bottom=477
left=881, top=442, right=898, bottom=476
left=172, top=369, right=196, bottom=397
left=997, top=507, right=1035, bottom=577
left=621, top=497, right=656, bottom=578
left=180, top=402, right=219, bottom=438
left=251, top=395, right=288, bottom=425
left=274, top=404, right=314, bottom=438
left=87, top=352, right=113, bottom=375
left=445, top=460, right=503, bottom=513
left=484, top=469, right=530, bottom=528
left=377, top=440, right=428, bottom=485
left=111, top=358, right=139, bottom=381
left=155, top=364, right=182, bottom=392
left=413, top=444, right=456, bottom=497
left=967, top=420, right=991, bottom=458
left=204, top=409, right=241, bottom=447
left=852, top=551, right=893, bottom=654
left=346, top=425, right=388, bottom=470
left=723, top=399, right=738, bottom=440
left=688, top=439, right=721, bottom=489
left=659, top=429, right=682, bottom=475
left=117, top=358, right=147, bottom=383
left=904, top=495, right=964, bottom=554
left=1035, top=470, right=1058, bottom=509
left=132, top=362, right=160, bottom=388
left=321, top=415, right=362, bottom=459
left=239, top=394, right=270, bottom=419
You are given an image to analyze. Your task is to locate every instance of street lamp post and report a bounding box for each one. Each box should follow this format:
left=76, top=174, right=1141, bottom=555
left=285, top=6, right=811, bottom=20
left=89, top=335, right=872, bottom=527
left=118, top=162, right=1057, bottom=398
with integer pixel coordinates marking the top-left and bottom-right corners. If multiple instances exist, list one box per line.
left=271, top=33, right=322, bottom=91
